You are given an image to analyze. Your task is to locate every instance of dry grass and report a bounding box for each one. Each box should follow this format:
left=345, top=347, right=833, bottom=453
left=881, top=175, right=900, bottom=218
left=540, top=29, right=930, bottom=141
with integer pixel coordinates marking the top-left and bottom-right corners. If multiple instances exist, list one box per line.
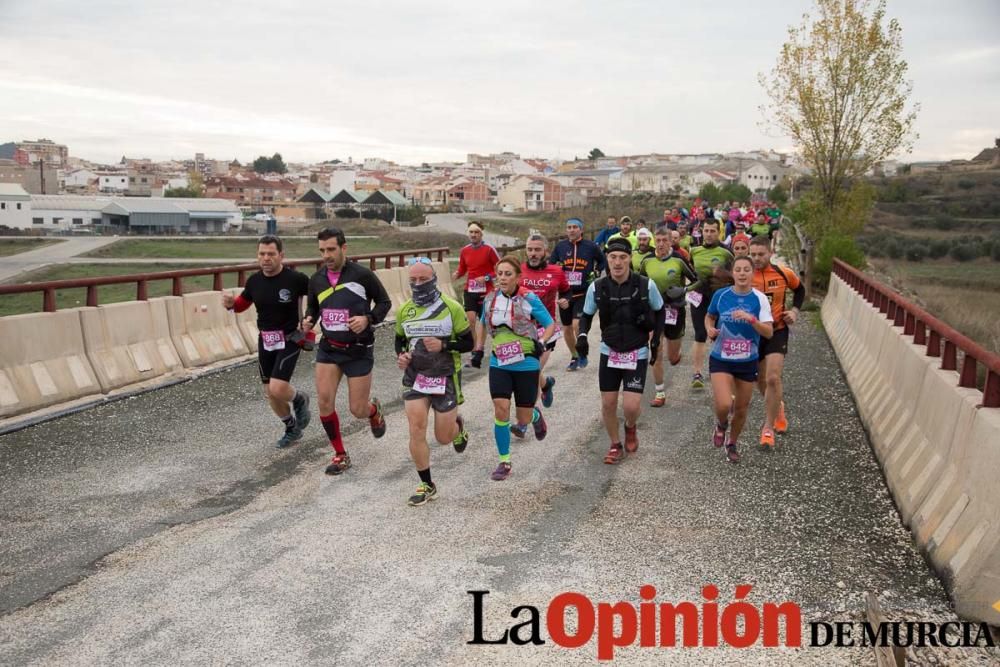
left=870, top=258, right=1000, bottom=355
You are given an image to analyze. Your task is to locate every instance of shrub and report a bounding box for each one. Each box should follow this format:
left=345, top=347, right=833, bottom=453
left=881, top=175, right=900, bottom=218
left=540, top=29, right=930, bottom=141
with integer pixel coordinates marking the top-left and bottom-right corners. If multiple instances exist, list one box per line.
left=885, top=239, right=903, bottom=259
left=957, top=179, right=976, bottom=190
left=906, top=245, right=927, bottom=262
left=949, top=244, right=977, bottom=262
left=934, top=214, right=956, bottom=230
left=334, top=208, right=360, bottom=218
left=993, top=242, right=1000, bottom=262
left=814, top=233, right=865, bottom=289
left=928, top=239, right=951, bottom=259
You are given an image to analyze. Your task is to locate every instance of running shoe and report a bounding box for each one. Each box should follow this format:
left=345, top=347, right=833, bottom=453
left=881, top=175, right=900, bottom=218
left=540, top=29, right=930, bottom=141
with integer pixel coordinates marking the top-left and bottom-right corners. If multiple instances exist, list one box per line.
left=368, top=397, right=386, bottom=438
left=541, top=376, right=556, bottom=408
left=453, top=415, right=469, bottom=453
left=490, top=462, right=512, bottom=481
left=577, top=355, right=589, bottom=369
left=713, top=422, right=727, bottom=448
left=293, top=393, right=311, bottom=431
left=510, top=422, right=528, bottom=439
left=624, top=424, right=639, bottom=453
left=691, top=373, right=705, bottom=389
left=725, top=443, right=741, bottom=463
left=325, top=452, right=351, bottom=475
left=567, top=358, right=580, bottom=372
left=275, top=427, right=303, bottom=449
left=407, top=482, right=437, bottom=506
left=604, top=443, right=625, bottom=465
left=760, top=427, right=775, bottom=448
left=532, top=411, right=547, bottom=441
left=775, top=401, right=788, bottom=434
left=650, top=391, right=666, bottom=407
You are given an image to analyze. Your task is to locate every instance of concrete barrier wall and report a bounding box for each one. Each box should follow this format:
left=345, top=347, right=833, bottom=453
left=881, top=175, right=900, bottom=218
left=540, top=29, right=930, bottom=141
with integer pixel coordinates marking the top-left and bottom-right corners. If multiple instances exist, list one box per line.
left=79, top=299, right=184, bottom=393
left=823, top=273, right=1000, bottom=624
left=0, top=309, right=102, bottom=418
left=163, top=292, right=252, bottom=368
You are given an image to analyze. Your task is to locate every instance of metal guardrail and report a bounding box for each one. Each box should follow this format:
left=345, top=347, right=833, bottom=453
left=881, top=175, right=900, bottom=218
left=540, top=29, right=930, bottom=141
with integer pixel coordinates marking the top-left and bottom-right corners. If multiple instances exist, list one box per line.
left=833, top=258, right=1000, bottom=408
left=0, top=247, right=450, bottom=313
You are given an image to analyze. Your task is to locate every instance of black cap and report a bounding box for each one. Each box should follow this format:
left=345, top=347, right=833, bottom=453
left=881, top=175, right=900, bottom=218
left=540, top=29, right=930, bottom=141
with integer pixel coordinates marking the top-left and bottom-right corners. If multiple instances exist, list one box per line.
left=606, top=238, right=632, bottom=255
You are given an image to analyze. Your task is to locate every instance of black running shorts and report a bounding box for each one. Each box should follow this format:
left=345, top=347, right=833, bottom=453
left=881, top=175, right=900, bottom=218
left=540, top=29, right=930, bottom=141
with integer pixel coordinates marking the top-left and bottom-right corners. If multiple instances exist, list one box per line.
left=403, top=374, right=462, bottom=413
left=690, top=294, right=710, bottom=343
left=758, top=326, right=789, bottom=357
left=709, top=356, right=759, bottom=383
left=662, top=305, right=687, bottom=341
left=316, top=340, right=375, bottom=377
left=598, top=353, right=649, bottom=394
left=463, top=290, right=487, bottom=316
left=257, top=336, right=301, bottom=384
left=559, top=295, right=586, bottom=326
left=488, top=367, right=539, bottom=407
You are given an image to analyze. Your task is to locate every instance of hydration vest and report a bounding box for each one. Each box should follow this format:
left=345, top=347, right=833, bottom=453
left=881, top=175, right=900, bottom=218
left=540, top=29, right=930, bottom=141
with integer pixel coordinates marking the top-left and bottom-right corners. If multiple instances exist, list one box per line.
left=594, top=273, right=656, bottom=352
left=482, top=287, right=540, bottom=341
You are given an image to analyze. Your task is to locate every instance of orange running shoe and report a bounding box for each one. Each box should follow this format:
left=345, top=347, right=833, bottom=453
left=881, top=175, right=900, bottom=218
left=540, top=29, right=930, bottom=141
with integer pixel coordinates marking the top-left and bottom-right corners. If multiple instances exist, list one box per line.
left=760, top=427, right=775, bottom=448
left=774, top=401, right=788, bottom=434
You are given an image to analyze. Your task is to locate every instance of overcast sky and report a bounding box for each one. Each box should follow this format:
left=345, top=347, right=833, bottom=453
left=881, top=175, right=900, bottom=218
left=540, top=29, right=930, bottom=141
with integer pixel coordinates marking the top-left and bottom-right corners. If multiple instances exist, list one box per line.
left=0, top=0, right=996, bottom=165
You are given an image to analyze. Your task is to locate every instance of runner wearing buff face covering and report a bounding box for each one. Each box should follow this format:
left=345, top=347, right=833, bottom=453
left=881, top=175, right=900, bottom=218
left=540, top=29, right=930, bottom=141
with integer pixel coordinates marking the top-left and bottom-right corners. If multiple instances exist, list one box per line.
left=395, top=258, right=473, bottom=506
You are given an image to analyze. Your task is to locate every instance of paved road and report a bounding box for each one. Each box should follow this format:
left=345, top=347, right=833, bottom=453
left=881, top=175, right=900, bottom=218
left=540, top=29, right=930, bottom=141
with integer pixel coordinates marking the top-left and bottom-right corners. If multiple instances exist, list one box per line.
left=0, top=237, right=119, bottom=282
left=4, top=316, right=993, bottom=664
left=426, top=213, right=518, bottom=247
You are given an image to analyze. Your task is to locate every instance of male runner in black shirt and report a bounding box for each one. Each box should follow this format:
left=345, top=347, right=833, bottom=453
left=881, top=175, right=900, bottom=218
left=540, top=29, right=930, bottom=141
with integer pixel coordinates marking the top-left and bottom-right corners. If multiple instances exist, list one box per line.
left=224, top=235, right=312, bottom=448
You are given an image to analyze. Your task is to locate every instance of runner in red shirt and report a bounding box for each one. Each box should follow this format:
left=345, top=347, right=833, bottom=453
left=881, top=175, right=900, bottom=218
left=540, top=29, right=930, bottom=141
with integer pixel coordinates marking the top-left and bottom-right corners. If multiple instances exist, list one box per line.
left=452, top=221, right=501, bottom=367
left=520, top=233, right=571, bottom=408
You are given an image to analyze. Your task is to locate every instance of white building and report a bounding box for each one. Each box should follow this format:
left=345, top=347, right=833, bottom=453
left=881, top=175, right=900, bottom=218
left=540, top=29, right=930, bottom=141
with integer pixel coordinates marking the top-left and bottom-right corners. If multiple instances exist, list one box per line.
left=740, top=161, right=790, bottom=193
left=97, top=171, right=129, bottom=192
left=0, top=183, right=32, bottom=229
left=29, top=195, right=111, bottom=230
left=329, top=169, right=357, bottom=193
left=62, top=168, right=98, bottom=190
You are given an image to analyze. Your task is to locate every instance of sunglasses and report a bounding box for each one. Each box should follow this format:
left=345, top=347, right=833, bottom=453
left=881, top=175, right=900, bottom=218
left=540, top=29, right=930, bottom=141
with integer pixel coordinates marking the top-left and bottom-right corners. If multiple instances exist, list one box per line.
left=407, top=257, right=433, bottom=266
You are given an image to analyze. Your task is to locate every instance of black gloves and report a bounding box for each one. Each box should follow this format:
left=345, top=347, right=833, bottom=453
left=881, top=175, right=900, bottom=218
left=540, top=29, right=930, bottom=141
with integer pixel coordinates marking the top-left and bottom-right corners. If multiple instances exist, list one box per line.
left=575, top=334, right=589, bottom=358
left=470, top=349, right=484, bottom=368
left=649, top=338, right=660, bottom=364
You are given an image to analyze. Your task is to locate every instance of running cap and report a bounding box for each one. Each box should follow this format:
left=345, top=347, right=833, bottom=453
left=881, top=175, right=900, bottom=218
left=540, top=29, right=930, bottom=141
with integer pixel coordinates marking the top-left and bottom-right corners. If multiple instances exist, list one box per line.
left=605, top=237, right=632, bottom=255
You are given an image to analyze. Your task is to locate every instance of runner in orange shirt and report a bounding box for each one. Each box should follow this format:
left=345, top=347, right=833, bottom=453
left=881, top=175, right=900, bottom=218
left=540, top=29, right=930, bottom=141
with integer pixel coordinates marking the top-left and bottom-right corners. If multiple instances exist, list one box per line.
left=749, top=236, right=805, bottom=447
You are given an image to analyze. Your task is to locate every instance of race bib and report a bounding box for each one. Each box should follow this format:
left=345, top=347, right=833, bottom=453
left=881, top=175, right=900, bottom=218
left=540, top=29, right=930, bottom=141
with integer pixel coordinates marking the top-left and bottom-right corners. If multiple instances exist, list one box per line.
left=664, top=307, right=679, bottom=326
left=261, top=330, right=285, bottom=351
left=495, top=341, right=525, bottom=366
left=321, top=308, right=350, bottom=332
left=467, top=277, right=486, bottom=293
left=721, top=337, right=752, bottom=361
left=413, top=374, right=447, bottom=395
left=608, top=349, right=639, bottom=370
left=566, top=271, right=583, bottom=286
left=686, top=291, right=703, bottom=308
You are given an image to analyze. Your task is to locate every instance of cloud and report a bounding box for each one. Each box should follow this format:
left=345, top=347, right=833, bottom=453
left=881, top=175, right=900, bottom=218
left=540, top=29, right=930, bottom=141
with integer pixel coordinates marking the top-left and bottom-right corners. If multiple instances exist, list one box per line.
left=944, top=46, right=1000, bottom=64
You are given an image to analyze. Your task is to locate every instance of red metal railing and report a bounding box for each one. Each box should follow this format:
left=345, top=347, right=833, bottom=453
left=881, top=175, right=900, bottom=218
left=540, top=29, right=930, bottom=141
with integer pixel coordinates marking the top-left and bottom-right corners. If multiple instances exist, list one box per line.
left=0, top=247, right=449, bottom=313
left=833, top=259, right=1000, bottom=408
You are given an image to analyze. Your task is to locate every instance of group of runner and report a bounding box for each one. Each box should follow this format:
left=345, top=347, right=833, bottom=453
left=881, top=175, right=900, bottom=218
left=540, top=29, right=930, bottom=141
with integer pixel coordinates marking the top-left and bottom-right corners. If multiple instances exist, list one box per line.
left=229, top=204, right=800, bottom=506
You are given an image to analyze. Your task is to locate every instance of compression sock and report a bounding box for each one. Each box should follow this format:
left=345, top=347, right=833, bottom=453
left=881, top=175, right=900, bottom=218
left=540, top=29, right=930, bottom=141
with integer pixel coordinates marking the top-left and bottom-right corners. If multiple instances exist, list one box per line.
left=321, top=412, right=344, bottom=454
left=418, top=468, right=433, bottom=486
left=494, top=419, right=511, bottom=458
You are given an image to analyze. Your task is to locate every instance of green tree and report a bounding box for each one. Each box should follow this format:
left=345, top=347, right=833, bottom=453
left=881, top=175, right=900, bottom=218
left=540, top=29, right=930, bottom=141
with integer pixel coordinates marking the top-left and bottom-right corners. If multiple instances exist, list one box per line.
left=588, top=148, right=605, bottom=160
left=760, top=0, right=918, bottom=241
left=253, top=153, right=287, bottom=174
left=698, top=182, right=722, bottom=203
left=767, top=183, right=789, bottom=206
left=719, top=183, right=752, bottom=203
left=166, top=171, right=204, bottom=198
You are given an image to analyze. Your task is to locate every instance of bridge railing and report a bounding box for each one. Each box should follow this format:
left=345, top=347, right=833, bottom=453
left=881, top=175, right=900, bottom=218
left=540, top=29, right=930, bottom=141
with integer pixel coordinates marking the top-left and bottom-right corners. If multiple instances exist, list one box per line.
left=833, top=258, right=1000, bottom=407
left=0, top=247, right=450, bottom=313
